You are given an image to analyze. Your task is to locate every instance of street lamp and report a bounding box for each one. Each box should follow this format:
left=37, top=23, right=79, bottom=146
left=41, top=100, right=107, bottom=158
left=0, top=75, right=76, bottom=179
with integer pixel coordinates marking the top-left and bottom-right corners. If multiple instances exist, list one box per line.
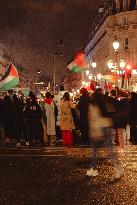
left=92, top=62, right=97, bottom=68
left=82, top=81, right=86, bottom=86
left=91, top=61, right=97, bottom=81
left=107, top=60, right=113, bottom=69
left=37, top=70, right=41, bottom=74
left=34, top=70, right=42, bottom=94
left=97, top=73, right=102, bottom=81
left=85, top=70, right=90, bottom=76
left=52, top=40, right=63, bottom=94
left=113, top=40, right=120, bottom=51
left=120, top=60, right=126, bottom=69
left=88, top=75, right=93, bottom=80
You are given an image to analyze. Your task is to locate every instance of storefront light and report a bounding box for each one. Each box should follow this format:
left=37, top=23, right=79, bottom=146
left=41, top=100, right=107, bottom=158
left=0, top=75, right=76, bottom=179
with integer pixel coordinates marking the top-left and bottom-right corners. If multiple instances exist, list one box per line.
left=133, top=70, right=137, bottom=75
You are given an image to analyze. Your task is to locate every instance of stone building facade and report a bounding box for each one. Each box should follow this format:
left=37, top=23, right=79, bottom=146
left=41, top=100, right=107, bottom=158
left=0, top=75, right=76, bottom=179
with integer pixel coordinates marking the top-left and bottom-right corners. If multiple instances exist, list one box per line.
left=85, top=0, right=137, bottom=81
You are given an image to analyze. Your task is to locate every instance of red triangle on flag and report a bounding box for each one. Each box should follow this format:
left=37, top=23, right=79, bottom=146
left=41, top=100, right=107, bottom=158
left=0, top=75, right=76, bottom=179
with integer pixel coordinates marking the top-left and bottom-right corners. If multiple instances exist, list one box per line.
left=10, top=63, right=19, bottom=77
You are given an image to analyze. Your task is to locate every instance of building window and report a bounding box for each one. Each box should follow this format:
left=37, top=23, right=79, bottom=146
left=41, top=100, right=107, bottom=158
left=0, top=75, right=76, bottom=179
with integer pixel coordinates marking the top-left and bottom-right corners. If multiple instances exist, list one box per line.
left=129, top=0, right=136, bottom=10
left=122, top=17, right=127, bottom=25
left=125, top=38, right=128, bottom=50
left=120, top=0, right=124, bottom=11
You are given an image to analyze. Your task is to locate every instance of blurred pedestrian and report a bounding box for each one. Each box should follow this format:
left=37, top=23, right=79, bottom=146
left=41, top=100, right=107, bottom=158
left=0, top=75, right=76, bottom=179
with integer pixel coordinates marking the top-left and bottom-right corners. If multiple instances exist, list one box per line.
left=87, top=88, right=124, bottom=178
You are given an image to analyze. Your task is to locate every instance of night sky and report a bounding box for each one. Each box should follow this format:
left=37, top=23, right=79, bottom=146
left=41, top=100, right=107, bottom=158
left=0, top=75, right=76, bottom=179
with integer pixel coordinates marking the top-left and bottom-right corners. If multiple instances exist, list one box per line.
left=0, top=0, right=103, bottom=81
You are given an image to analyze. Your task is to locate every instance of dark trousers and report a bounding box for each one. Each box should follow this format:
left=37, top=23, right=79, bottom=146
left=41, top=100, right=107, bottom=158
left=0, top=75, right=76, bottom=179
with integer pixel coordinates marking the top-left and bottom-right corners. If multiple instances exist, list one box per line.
left=130, top=124, right=137, bottom=144
left=25, top=119, right=44, bottom=144
left=14, top=122, right=23, bottom=143
left=80, top=124, right=89, bottom=144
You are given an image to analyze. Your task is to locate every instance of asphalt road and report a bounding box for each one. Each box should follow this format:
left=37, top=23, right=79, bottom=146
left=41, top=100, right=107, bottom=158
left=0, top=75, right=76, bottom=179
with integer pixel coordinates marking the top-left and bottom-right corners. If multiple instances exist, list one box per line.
left=0, top=145, right=137, bottom=205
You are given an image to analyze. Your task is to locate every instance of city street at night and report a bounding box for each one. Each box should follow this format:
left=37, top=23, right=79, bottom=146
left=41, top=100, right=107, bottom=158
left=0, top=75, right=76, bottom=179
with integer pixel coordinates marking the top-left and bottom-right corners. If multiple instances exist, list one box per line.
left=1, top=0, right=137, bottom=204
left=0, top=145, right=137, bottom=205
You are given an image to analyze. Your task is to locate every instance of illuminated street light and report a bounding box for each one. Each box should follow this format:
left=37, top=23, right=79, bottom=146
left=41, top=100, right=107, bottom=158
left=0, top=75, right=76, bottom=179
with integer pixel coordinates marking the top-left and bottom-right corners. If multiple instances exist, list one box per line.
left=97, top=73, right=102, bottom=80
left=88, top=75, right=93, bottom=80
left=85, top=70, right=90, bottom=76
left=107, top=60, right=113, bottom=69
left=37, top=70, right=41, bottom=74
left=120, top=60, right=126, bottom=69
left=113, top=40, right=120, bottom=51
left=82, top=81, right=86, bottom=86
left=127, top=65, right=131, bottom=70
left=92, top=62, right=97, bottom=68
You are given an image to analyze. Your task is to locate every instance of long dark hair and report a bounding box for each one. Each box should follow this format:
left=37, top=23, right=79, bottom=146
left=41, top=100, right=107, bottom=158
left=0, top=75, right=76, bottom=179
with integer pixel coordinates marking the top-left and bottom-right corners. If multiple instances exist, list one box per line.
left=63, top=92, right=70, bottom=101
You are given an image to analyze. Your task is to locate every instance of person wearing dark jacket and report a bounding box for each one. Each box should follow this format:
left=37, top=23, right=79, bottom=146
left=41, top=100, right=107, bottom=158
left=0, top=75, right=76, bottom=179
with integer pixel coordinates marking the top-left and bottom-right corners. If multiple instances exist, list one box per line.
left=12, top=94, right=25, bottom=147
left=24, top=93, right=44, bottom=146
left=3, top=94, right=14, bottom=143
left=78, top=88, right=91, bottom=145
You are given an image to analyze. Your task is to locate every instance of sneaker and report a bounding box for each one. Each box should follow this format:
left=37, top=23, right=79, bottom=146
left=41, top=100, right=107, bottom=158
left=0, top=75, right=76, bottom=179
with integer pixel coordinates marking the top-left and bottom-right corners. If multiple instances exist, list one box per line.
left=16, top=142, right=21, bottom=147
left=115, top=167, right=124, bottom=179
left=86, top=168, right=99, bottom=177
left=25, top=141, right=30, bottom=146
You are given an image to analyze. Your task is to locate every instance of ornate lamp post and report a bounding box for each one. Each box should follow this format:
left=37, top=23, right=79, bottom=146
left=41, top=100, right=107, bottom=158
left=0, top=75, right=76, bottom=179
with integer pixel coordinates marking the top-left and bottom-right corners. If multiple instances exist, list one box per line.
left=92, top=62, right=97, bottom=69
left=52, top=40, right=63, bottom=94
left=85, top=70, right=90, bottom=76
left=113, top=40, right=120, bottom=52
left=90, top=61, right=96, bottom=81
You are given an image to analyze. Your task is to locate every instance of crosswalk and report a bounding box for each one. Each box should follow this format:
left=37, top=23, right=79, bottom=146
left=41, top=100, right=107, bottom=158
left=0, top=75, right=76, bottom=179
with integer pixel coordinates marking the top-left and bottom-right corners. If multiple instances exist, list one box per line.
left=0, top=145, right=137, bottom=171
left=124, top=146, right=137, bottom=171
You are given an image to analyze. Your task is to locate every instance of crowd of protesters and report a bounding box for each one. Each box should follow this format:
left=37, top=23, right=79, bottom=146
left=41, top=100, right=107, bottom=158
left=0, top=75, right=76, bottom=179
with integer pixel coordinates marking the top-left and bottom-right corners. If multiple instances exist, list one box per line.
left=0, top=85, right=137, bottom=149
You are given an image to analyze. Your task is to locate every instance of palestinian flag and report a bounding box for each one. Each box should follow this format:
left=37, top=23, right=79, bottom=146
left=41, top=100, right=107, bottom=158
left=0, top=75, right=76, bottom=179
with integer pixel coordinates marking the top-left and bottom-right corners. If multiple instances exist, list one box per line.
left=0, top=63, right=19, bottom=90
left=67, top=51, right=88, bottom=73
left=67, top=61, right=82, bottom=73
left=101, top=74, right=118, bottom=83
